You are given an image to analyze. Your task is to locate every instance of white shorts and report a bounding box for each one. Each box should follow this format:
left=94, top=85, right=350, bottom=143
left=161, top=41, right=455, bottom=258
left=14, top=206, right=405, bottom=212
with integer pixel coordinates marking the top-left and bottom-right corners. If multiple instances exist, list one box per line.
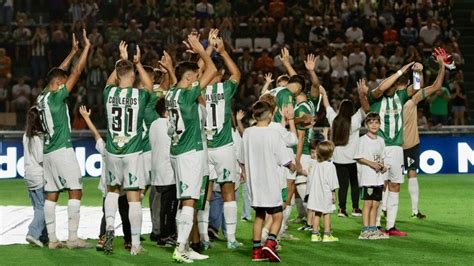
left=201, top=147, right=210, bottom=177
left=44, top=148, right=82, bottom=192
left=138, top=151, right=152, bottom=189
left=170, top=150, right=204, bottom=200
left=106, top=152, right=142, bottom=190
left=296, top=154, right=312, bottom=185
left=383, top=146, right=405, bottom=184
left=208, top=145, right=237, bottom=184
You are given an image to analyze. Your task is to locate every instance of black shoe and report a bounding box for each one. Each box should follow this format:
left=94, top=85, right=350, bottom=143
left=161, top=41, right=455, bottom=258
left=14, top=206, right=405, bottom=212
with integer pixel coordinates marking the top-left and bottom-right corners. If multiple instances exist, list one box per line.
left=411, top=211, right=426, bottom=219
left=150, top=233, right=159, bottom=242
left=103, top=230, right=114, bottom=255
left=140, top=236, right=145, bottom=241
left=208, top=227, right=219, bottom=241
left=190, top=242, right=203, bottom=253
left=338, top=209, right=348, bottom=217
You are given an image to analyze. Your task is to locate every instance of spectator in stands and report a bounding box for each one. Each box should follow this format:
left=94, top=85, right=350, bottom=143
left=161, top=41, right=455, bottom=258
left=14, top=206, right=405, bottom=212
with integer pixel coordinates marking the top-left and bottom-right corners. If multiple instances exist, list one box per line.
left=141, top=44, right=159, bottom=66
left=348, top=43, right=367, bottom=81
left=86, top=58, right=107, bottom=110
left=369, top=44, right=387, bottom=69
left=345, top=21, right=364, bottom=43
left=451, top=82, right=467, bottom=126
left=418, top=108, right=429, bottom=129
left=329, top=19, right=347, bottom=49
left=269, top=0, right=285, bottom=19
left=88, top=26, right=104, bottom=48
left=273, top=46, right=293, bottom=73
left=31, top=78, right=44, bottom=100
left=126, top=0, right=143, bottom=22
left=0, top=48, right=12, bottom=80
left=84, top=0, right=99, bottom=27
left=124, top=19, right=142, bottom=44
left=215, top=0, right=231, bottom=18
left=1, top=0, right=14, bottom=27
left=238, top=47, right=255, bottom=76
left=400, top=17, right=418, bottom=46
left=383, top=22, right=399, bottom=47
left=359, top=0, right=377, bottom=19
left=254, top=49, right=273, bottom=74
left=13, top=18, right=31, bottom=67
left=315, top=49, right=331, bottom=81
left=387, top=46, right=405, bottom=71
left=105, top=19, right=124, bottom=51
left=180, top=0, right=195, bottom=18
left=405, top=45, right=422, bottom=63
left=439, top=18, right=459, bottom=42
left=48, top=30, right=68, bottom=68
left=367, top=70, right=379, bottom=90
left=143, top=20, right=161, bottom=49
left=364, top=16, right=383, bottom=44
left=309, top=16, right=329, bottom=46
left=0, top=77, right=9, bottom=112
left=30, top=25, right=49, bottom=83
left=69, top=0, right=83, bottom=23
left=11, top=76, right=30, bottom=128
left=196, top=0, right=214, bottom=19
left=428, top=83, right=451, bottom=126
left=378, top=1, right=395, bottom=27
left=419, top=17, right=440, bottom=54
left=341, top=0, right=358, bottom=28
left=331, top=48, right=349, bottom=87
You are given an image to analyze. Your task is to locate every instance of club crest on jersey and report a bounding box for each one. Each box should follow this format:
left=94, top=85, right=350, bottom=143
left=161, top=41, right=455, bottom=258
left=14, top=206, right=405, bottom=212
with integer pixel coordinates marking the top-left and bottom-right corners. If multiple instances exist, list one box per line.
left=408, top=157, right=415, bottom=167
left=180, top=181, right=189, bottom=193
left=128, top=173, right=137, bottom=184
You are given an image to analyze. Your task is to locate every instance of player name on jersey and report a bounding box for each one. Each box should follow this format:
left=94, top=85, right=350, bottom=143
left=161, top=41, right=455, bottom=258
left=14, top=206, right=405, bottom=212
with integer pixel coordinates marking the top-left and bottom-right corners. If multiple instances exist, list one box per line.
left=107, top=95, right=139, bottom=105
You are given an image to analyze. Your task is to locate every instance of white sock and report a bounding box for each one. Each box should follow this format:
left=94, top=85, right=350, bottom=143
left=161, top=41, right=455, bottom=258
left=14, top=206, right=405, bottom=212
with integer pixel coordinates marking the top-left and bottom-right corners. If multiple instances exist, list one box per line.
left=296, top=184, right=307, bottom=212
left=376, top=202, right=383, bottom=227
left=386, top=191, right=399, bottom=230
left=44, top=200, right=58, bottom=242
left=408, top=178, right=419, bottom=214
left=279, top=205, right=292, bottom=235
left=128, top=202, right=142, bottom=248
left=223, top=201, right=237, bottom=242
left=177, top=206, right=194, bottom=250
left=197, top=201, right=210, bottom=242
left=104, top=192, right=119, bottom=231
left=67, top=199, right=81, bottom=241
left=381, top=189, right=388, bottom=211
left=261, top=227, right=269, bottom=241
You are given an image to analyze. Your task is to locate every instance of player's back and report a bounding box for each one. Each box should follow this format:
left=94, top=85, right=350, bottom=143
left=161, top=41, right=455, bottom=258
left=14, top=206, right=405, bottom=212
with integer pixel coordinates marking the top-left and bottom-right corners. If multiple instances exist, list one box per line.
left=104, top=85, right=150, bottom=156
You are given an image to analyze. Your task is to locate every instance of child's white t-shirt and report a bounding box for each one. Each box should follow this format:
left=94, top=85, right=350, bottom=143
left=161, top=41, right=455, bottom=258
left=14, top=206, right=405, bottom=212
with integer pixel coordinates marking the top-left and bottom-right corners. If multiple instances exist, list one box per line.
left=149, top=118, right=175, bottom=186
left=240, top=126, right=292, bottom=208
left=354, top=134, right=386, bottom=187
left=22, top=134, right=44, bottom=190
left=95, top=138, right=107, bottom=196
left=307, top=160, right=339, bottom=214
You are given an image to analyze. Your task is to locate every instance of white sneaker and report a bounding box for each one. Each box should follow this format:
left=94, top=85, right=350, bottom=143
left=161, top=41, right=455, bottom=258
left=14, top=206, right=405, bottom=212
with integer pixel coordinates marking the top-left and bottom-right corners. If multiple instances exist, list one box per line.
left=186, top=247, right=209, bottom=260
left=173, top=248, right=194, bottom=263
left=48, top=241, right=66, bottom=249
left=26, top=235, right=43, bottom=247
left=130, top=245, right=147, bottom=255
left=66, top=238, right=92, bottom=249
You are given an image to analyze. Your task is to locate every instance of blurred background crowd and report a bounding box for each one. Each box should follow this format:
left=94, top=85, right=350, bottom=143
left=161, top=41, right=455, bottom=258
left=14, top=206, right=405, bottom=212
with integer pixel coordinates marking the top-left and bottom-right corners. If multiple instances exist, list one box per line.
left=0, top=0, right=469, bottom=129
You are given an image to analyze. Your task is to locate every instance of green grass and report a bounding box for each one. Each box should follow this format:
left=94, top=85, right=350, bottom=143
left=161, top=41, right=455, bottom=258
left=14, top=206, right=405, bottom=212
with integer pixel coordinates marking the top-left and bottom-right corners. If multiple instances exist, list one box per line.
left=0, top=174, right=473, bottom=265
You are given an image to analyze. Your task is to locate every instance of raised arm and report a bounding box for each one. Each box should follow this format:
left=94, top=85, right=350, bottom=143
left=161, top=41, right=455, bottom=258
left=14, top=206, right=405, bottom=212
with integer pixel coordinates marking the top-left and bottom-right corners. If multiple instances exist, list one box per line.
left=65, top=29, right=91, bottom=92
left=412, top=56, right=445, bottom=105
left=304, top=53, right=320, bottom=95
left=215, top=37, right=241, bottom=83
left=106, top=41, right=129, bottom=86
left=406, top=62, right=424, bottom=97
left=134, top=45, right=153, bottom=92
left=261, top=73, right=273, bottom=95
left=236, top=110, right=245, bottom=136
left=158, top=50, right=176, bottom=90
left=187, top=34, right=217, bottom=88
left=280, top=47, right=297, bottom=76
left=371, top=61, right=415, bottom=100
left=79, top=105, right=101, bottom=141
left=197, top=29, right=218, bottom=74
left=357, top=79, right=370, bottom=113
left=319, top=85, right=330, bottom=110
left=281, top=104, right=298, bottom=146
left=59, top=33, right=79, bottom=70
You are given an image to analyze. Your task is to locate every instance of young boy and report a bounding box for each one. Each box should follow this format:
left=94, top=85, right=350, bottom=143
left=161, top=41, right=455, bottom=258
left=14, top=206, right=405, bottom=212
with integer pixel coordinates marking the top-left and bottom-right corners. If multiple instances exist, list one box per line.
left=239, top=101, right=296, bottom=262
left=307, top=141, right=339, bottom=242
left=78, top=105, right=133, bottom=250
left=355, top=113, right=389, bottom=240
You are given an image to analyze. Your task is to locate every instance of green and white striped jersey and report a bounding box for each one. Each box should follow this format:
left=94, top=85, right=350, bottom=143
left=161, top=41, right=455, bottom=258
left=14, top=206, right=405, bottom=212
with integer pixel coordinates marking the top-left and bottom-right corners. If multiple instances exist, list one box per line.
left=165, top=81, right=203, bottom=156
left=293, top=101, right=315, bottom=155
left=268, top=87, right=295, bottom=123
left=36, top=85, right=72, bottom=154
left=104, top=85, right=150, bottom=155
left=204, top=79, right=238, bottom=149
left=369, top=89, right=409, bottom=146
left=142, top=86, right=160, bottom=152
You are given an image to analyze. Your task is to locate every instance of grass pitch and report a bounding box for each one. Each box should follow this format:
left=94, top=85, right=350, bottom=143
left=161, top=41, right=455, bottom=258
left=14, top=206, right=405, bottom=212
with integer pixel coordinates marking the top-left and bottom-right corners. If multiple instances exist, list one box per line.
left=0, top=174, right=473, bottom=265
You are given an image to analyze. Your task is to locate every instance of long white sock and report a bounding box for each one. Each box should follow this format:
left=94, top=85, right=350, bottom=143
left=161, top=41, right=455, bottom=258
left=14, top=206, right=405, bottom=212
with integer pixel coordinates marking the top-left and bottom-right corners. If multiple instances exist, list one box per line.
left=44, top=200, right=58, bottom=242
left=408, top=178, right=419, bottom=214
left=376, top=202, right=383, bottom=227
left=128, top=202, right=142, bottom=248
left=177, top=206, right=194, bottom=250
left=197, top=201, right=210, bottom=242
left=67, top=199, right=81, bottom=241
left=381, top=189, right=389, bottom=211
left=223, top=201, right=237, bottom=242
left=261, top=227, right=269, bottom=241
left=279, top=205, right=292, bottom=235
left=104, top=192, right=119, bottom=231
left=386, top=191, right=399, bottom=230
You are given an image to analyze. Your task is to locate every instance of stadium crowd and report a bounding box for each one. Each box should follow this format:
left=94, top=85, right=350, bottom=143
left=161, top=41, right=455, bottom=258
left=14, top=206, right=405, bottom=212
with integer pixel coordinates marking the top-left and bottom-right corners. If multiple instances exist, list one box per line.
left=0, top=0, right=467, bottom=129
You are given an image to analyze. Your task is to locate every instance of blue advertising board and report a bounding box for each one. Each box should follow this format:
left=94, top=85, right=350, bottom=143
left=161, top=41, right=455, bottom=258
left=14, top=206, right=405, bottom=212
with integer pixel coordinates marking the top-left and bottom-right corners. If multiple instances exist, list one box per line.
left=1, top=135, right=473, bottom=179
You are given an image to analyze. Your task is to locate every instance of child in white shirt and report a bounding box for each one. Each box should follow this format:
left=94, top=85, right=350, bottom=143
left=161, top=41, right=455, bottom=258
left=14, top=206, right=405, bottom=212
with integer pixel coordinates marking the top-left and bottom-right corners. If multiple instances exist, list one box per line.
left=307, top=141, right=340, bottom=242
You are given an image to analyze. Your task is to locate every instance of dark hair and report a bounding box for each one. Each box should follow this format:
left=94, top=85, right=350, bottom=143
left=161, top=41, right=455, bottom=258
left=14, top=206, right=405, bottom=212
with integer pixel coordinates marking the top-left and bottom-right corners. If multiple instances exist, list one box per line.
left=332, top=100, right=354, bottom=146
left=365, top=112, right=381, bottom=124
left=155, top=97, right=167, bottom=118
left=252, top=101, right=272, bottom=121
left=175, top=61, right=199, bottom=81
left=287, top=75, right=305, bottom=91
left=276, top=74, right=289, bottom=84
left=212, top=57, right=225, bottom=71
left=25, top=106, right=43, bottom=139
left=46, top=67, right=68, bottom=83
left=115, top=59, right=134, bottom=79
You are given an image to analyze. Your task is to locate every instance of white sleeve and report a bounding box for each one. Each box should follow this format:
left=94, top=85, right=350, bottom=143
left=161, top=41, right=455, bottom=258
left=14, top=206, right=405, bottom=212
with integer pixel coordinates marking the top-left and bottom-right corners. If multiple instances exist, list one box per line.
left=275, top=135, right=293, bottom=167
left=353, top=136, right=365, bottom=160
left=329, top=163, right=340, bottom=190
left=238, top=132, right=246, bottom=164
left=279, top=126, right=298, bottom=147
left=326, top=106, right=337, bottom=126
left=95, top=139, right=106, bottom=156
left=32, top=136, right=43, bottom=164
